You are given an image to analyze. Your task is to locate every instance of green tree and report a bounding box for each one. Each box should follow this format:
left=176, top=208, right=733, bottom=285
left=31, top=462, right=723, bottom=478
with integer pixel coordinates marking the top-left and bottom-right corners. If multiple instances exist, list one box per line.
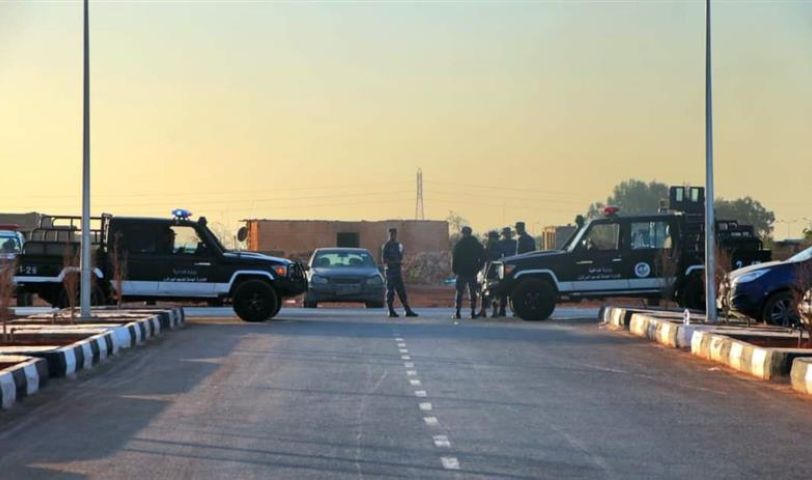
left=587, top=179, right=669, bottom=218
left=714, top=197, right=775, bottom=239
left=446, top=211, right=470, bottom=246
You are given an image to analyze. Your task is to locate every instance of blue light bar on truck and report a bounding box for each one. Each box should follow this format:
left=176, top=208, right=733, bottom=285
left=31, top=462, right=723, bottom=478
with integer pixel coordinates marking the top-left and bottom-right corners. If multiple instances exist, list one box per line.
left=172, top=209, right=192, bottom=220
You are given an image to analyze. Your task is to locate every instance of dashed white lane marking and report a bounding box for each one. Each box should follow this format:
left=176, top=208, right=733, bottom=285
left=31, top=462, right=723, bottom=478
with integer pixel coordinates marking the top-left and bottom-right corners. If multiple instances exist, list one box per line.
left=441, top=457, right=460, bottom=470
left=395, top=338, right=404, bottom=342
left=410, top=379, right=422, bottom=386
left=419, top=402, right=433, bottom=411
left=399, top=349, right=409, bottom=354
left=424, top=416, right=439, bottom=426
left=401, top=355, right=411, bottom=360
left=406, top=370, right=418, bottom=376
left=433, top=435, right=451, bottom=448
left=404, top=362, right=415, bottom=368
left=397, top=343, right=407, bottom=348
left=414, top=390, right=427, bottom=398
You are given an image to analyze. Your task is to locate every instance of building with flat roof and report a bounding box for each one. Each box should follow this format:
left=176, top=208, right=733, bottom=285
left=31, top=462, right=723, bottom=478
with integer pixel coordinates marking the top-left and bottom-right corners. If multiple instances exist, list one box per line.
left=540, top=225, right=578, bottom=251
left=244, top=219, right=450, bottom=260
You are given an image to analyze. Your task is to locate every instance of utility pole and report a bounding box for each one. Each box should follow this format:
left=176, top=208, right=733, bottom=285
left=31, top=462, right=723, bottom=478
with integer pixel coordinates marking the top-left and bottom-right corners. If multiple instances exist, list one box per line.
left=704, top=0, right=718, bottom=323
left=80, top=0, right=92, bottom=319
left=415, top=168, right=425, bottom=220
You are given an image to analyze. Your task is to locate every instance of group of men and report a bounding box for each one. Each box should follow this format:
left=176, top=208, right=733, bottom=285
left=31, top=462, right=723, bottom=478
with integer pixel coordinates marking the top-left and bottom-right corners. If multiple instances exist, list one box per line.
left=380, top=223, right=536, bottom=320
left=451, top=221, right=536, bottom=319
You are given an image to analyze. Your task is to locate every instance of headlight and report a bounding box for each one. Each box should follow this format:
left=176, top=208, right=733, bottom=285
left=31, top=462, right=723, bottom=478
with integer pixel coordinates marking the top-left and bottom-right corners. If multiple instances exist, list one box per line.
left=311, top=275, right=328, bottom=285
left=734, top=270, right=768, bottom=284
left=273, top=265, right=288, bottom=277
left=367, top=275, right=383, bottom=286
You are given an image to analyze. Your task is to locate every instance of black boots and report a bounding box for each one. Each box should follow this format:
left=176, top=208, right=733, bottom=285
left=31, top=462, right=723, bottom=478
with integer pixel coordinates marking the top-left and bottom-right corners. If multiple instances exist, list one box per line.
left=389, top=305, right=418, bottom=318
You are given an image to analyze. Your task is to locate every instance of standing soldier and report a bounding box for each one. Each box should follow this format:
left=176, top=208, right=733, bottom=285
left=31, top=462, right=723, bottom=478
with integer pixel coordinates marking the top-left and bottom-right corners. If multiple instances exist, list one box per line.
left=381, top=228, right=418, bottom=318
left=515, top=221, right=536, bottom=255
left=494, top=227, right=518, bottom=317
left=451, top=226, right=485, bottom=320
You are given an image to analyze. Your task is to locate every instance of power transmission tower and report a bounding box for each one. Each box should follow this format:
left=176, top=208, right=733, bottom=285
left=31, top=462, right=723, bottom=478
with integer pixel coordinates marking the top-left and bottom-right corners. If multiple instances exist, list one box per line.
left=415, top=168, right=425, bottom=220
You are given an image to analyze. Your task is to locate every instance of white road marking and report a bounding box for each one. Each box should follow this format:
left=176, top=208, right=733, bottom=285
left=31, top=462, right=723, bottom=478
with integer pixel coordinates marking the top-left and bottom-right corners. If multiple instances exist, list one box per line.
left=399, top=349, right=409, bottom=354
left=395, top=338, right=404, bottom=342
left=441, top=457, right=460, bottom=470
left=419, top=402, right=433, bottom=411
left=397, top=343, right=407, bottom=348
left=404, top=362, right=415, bottom=368
left=401, top=355, right=411, bottom=360
left=407, top=370, right=418, bottom=376
left=410, top=379, right=422, bottom=386
left=415, top=390, right=427, bottom=398
left=424, top=416, right=439, bottom=426
left=433, top=435, right=451, bottom=447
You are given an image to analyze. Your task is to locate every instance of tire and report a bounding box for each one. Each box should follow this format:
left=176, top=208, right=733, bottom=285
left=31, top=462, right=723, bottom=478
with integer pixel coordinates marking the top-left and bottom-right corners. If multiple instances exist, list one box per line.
left=761, top=291, right=797, bottom=326
left=365, top=302, right=385, bottom=309
left=509, top=278, right=556, bottom=321
left=233, top=280, right=279, bottom=322
left=56, top=283, right=106, bottom=309
left=272, top=298, right=283, bottom=317
left=680, top=276, right=705, bottom=311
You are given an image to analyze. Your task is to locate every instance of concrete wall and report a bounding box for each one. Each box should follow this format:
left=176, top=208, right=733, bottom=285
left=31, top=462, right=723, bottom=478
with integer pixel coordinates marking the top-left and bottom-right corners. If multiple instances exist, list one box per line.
left=245, top=219, right=450, bottom=259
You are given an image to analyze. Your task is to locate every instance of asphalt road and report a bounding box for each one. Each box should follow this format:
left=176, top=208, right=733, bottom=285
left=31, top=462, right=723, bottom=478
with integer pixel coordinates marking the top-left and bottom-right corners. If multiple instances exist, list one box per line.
left=1, top=307, right=812, bottom=479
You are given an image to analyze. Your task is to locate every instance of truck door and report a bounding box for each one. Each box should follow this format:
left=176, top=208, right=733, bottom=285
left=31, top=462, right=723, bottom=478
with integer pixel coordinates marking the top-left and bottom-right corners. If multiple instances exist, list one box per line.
left=626, top=219, right=676, bottom=293
left=157, top=224, right=217, bottom=297
left=566, top=221, right=627, bottom=293
left=110, top=222, right=165, bottom=298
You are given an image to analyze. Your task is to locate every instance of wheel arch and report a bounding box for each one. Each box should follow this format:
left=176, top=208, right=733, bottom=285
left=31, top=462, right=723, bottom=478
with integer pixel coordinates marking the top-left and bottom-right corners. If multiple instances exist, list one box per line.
left=228, top=272, right=275, bottom=296
left=511, top=270, right=560, bottom=295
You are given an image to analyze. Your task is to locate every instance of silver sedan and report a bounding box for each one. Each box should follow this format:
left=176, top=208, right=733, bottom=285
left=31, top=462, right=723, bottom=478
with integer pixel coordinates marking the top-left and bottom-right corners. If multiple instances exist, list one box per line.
left=303, top=248, right=385, bottom=308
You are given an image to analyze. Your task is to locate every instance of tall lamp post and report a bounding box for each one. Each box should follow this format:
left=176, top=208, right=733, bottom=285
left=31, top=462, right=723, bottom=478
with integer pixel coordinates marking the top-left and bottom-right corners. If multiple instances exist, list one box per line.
left=80, top=0, right=92, bottom=319
left=704, top=0, right=718, bottom=323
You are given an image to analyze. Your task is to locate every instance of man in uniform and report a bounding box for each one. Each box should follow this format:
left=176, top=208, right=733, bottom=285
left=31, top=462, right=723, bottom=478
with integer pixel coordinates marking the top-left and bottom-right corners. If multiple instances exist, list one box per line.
left=515, top=221, right=536, bottom=255
left=493, top=227, right=518, bottom=317
left=381, top=228, right=418, bottom=318
left=451, top=226, right=485, bottom=319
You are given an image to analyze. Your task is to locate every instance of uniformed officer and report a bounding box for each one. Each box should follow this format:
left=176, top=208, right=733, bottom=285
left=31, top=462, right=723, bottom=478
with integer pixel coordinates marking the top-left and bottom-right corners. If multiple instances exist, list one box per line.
left=493, top=227, right=517, bottom=317
left=381, top=228, right=418, bottom=318
left=515, top=221, right=536, bottom=255
left=451, top=226, right=485, bottom=319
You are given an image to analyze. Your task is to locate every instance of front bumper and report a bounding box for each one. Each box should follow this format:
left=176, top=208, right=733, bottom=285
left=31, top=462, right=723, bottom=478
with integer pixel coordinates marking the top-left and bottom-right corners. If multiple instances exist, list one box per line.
left=719, top=281, right=767, bottom=319
left=306, top=284, right=385, bottom=303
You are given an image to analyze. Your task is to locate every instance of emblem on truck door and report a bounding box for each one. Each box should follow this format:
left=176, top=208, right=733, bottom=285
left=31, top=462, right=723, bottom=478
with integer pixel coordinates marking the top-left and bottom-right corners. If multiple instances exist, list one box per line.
left=634, top=262, right=652, bottom=278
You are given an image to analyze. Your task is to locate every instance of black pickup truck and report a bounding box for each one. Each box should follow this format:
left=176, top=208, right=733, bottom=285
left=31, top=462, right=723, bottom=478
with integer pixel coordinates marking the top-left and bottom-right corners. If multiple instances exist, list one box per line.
left=14, top=212, right=307, bottom=322
left=484, top=186, right=771, bottom=321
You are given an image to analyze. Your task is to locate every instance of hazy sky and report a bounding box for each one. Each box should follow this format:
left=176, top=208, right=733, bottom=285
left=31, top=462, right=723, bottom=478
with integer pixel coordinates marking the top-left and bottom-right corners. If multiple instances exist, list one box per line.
left=1, top=0, right=810, bottom=239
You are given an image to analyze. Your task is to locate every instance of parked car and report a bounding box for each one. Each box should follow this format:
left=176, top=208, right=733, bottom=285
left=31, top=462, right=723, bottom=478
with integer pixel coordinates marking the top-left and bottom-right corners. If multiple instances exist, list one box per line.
left=721, top=246, right=812, bottom=325
left=304, top=248, right=385, bottom=308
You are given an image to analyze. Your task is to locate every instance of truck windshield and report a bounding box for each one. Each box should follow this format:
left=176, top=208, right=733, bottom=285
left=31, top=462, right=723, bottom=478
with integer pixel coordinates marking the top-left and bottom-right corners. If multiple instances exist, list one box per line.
left=0, top=233, right=21, bottom=254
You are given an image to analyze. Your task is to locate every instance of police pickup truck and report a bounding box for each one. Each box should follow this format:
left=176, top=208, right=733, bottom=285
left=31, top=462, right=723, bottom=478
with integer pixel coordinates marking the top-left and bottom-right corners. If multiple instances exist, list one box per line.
left=14, top=211, right=307, bottom=322
left=485, top=186, right=771, bottom=321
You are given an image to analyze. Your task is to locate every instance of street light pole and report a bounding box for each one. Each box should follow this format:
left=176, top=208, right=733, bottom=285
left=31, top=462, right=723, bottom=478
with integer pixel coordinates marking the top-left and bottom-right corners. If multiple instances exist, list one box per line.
left=704, top=0, right=718, bottom=323
left=80, top=0, right=92, bottom=318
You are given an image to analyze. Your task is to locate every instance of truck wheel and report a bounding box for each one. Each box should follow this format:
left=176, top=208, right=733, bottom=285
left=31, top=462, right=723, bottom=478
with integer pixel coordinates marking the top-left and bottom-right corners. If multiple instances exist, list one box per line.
left=233, top=280, right=278, bottom=322
left=273, top=298, right=283, bottom=317
left=680, top=277, right=705, bottom=311
left=56, top=284, right=106, bottom=309
left=510, top=279, right=556, bottom=321
left=761, top=291, right=797, bottom=326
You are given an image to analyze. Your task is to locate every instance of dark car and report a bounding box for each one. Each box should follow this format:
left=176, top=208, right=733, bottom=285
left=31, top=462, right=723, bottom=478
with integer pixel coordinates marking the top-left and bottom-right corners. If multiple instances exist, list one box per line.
left=722, top=246, right=812, bottom=325
left=303, top=248, right=385, bottom=308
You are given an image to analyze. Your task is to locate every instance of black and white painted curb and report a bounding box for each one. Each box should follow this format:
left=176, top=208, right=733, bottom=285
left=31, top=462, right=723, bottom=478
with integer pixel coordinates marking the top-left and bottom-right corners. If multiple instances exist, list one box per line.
left=0, top=355, right=49, bottom=409
left=791, top=358, right=812, bottom=396
left=691, top=330, right=812, bottom=381
left=31, top=330, right=118, bottom=378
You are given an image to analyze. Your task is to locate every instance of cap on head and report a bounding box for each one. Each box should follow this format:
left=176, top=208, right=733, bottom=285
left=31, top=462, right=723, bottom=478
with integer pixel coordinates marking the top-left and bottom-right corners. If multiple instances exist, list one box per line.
left=515, top=221, right=526, bottom=230
left=488, top=230, right=499, bottom=238
left=388, top=227, right=397, bottom=234
left=501, top=227, right=512, bottom=235
left=461, top=226, right=472, bottom=235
